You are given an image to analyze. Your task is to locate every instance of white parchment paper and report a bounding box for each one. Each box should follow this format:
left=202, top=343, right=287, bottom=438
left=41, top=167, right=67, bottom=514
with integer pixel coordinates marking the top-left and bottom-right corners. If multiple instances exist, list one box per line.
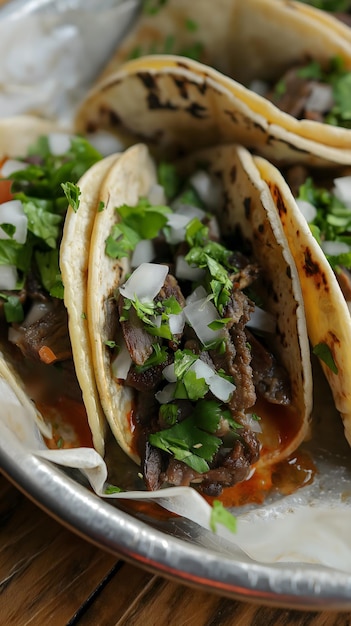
left=1, top=357, right=351, bottom=574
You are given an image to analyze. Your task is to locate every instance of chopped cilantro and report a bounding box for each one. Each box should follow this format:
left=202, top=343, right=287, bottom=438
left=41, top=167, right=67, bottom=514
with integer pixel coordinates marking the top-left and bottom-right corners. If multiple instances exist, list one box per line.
left=313, top=343, right=338, bottom=374
left=159, top=403, right=178, bottom=426
left=299, top=0, right=351, bottom=11
left=149, top=416, right=222, bottom=473
left=135, top=343, right=168, bottom=372
left=185, top=18, right=198, bottom=32
left=157, top=162, right=181, bottom=200
left=0, top=223, right=16, bottom=239
left=106, top=198, right=171, bottom=259
left=104, top=340, right=118, bottom=349
left=104, top=485, right=123, bottom=494
left=35, top=249, right=64, bottom=299
left=210, top=500, right=237, bottom=534
left=61, top=182, right=81, bottom=212
left=142, top=0, right=169, bottom=14
left=98, top=200, right=105, bottom=212
left=0, top=293, right=24, bottom=323
left=297, top=177, right=351, bottom=270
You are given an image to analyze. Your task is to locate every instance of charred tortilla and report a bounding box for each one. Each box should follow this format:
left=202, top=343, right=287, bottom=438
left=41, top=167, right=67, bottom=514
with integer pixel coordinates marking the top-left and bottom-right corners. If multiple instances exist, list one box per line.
left=255, top=156, right=351, bottom=447
left=76, top=0, right=351, bottom=164
left=86, top=142, right=312, bottom=494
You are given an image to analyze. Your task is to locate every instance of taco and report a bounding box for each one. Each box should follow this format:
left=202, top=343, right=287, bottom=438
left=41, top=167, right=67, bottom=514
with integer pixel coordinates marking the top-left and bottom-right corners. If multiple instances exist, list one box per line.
left=85, top=141, right=312, bottom=495
left=76, top=53, right=351, bottom=169
left=77, top=0, right=351, bottom=160
left=0, top=117, right=117, bottom=455
left=255, top=157, right=351, bottom=446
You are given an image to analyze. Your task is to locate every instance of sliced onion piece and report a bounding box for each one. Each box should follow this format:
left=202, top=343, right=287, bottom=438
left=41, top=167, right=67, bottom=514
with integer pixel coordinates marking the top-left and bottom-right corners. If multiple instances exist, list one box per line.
left=0, top=199, right=27, bottom=244
left=186, top=285, right=207, bottom=305
left=1, top=159, right=28, bottom=177
left=0, top=264, right=18, bottom=290
left=86, top=131, right=123, bottom=156
left=148, top=183, right=166, bottom=206
left=305, top=83, right=334, bottom=113
left=131, top=239, right=155, bottom=268
left=23, top=301, right=52, bottom=327
left=175, top=256, right=206, bottom=281
left=296, top=199, right=317, bottom=223
left=246, top=306, right=276, bottom=334
left=47, top=133, right=72, bottom=155
left=169, top=311, right=185, bottom=335
left=183, top=297, right=223, bottom=345
left=162, top=362, right=176, bottom=383
left=190, top=359, right=235, bottom=403
left=333, top=176, right=351, bottom=209
left=111, top=342, right=132, bottom=380
left=189, top=170, right=222, bottom=210
left=156, top=382, right=177, bottom=404
left=321, top=240, right=350, bottom=256
left=119, top=263, right=168, bottom=303
left=165, top=212, right=191, bottom=244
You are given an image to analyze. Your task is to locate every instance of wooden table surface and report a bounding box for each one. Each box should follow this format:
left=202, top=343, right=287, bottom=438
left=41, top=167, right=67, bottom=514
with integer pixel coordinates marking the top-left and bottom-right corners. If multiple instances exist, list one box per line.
left=1, top=472, right=350, bottom=626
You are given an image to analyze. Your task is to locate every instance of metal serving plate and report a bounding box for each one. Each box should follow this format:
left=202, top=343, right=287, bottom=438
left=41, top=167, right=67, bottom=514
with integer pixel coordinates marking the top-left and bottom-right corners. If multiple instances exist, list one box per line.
left=2, top=422, right=351, bottom=611
left=1, top=0, right=351, bottom=611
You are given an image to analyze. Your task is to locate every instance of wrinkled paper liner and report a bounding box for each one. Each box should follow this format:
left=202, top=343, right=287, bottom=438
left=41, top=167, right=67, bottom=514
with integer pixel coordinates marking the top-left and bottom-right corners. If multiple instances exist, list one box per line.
left=2, top=367, right=351, bottom=575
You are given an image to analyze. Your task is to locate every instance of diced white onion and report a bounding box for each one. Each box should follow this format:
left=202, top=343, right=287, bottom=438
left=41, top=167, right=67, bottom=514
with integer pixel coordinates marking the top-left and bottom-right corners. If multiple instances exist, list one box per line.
left=305, top=83, right=334, bottom=113
left=296, top=199, right=317, bottom=223
left=0, top=264, right=17, bottom=290
left=47, top=133, right=72, bottom=156
left=189, top=170, right=222, bottom=210
left=86, top=131, right=123, bottom=157
left=186, top=285, right=207, bottom=304
left=165, top=212, right=192, bottom=244
left=131, top=239, right=155, bottom=268
left=148, top=183, right=166, bottom=206
left=246, top=306, right=276, bottom=334
left=242, top=413, right=262, bottom=434
left=23, top=301, right=52, bottom=327
left=119, top=263, right=168, bottom=303
left=183, top=297, right=223, bottom=345
left=175, top=256, right=206, bottom=281
left=321, top=240, right=350, bottom=256
left=0, top=200, right=27, bottom=244
left=169, top=311, right=185, bottom=335
left=190, top=359, right=235, bottom=403
left=155, top=382, right=177, bottom=404
left=333, top=176, right=351, bottom=209
left=162, top=363, right=177, bottom=383
left=111, top=342, right=132, bottom=380
left=8, top=326, right=22, bottom=345
left=1, top=159, right=28, bottom=177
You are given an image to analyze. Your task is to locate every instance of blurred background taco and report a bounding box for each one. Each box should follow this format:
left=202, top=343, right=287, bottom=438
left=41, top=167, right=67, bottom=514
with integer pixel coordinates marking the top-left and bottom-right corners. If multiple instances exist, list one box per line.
left=75, top=0, right=351, bottom=163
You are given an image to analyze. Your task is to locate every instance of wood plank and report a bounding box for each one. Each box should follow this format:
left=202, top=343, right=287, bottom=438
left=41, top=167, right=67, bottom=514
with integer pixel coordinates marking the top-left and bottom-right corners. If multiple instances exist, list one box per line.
left=0, top=475, right=119, bottom=625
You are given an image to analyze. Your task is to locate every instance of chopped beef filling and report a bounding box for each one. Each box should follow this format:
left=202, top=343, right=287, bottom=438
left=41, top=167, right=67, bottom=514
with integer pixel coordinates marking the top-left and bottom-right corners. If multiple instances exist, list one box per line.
left=117, top=261, right=291, bottom=495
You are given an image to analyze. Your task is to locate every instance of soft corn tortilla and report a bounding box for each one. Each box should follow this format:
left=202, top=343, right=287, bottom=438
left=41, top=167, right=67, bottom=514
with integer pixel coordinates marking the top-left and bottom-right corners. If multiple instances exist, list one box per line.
left=255, top=156, right=351, bottom=447
left=86, top=142, right=312, bottom=469
left=60, top=154, right=120, bottom=456
left=75, top=54, right=351, bottom=168
left=0, top=115, right=61, bottom=157
left=76, top=0, right=351, bottom=162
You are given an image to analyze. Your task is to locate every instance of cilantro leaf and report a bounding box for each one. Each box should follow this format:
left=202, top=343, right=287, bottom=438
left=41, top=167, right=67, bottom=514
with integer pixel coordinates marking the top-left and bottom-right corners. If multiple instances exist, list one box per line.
left=210, top=501, right=237, bottom=534
left=149, top=416, right=222, bottom=472
left=61, top=182, right=81, bottom=212
left=35, top=249, right=64, bottom=299
left=312, top=342, right=338, bottom=374
left=0, top=293, right=24, bottom=323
